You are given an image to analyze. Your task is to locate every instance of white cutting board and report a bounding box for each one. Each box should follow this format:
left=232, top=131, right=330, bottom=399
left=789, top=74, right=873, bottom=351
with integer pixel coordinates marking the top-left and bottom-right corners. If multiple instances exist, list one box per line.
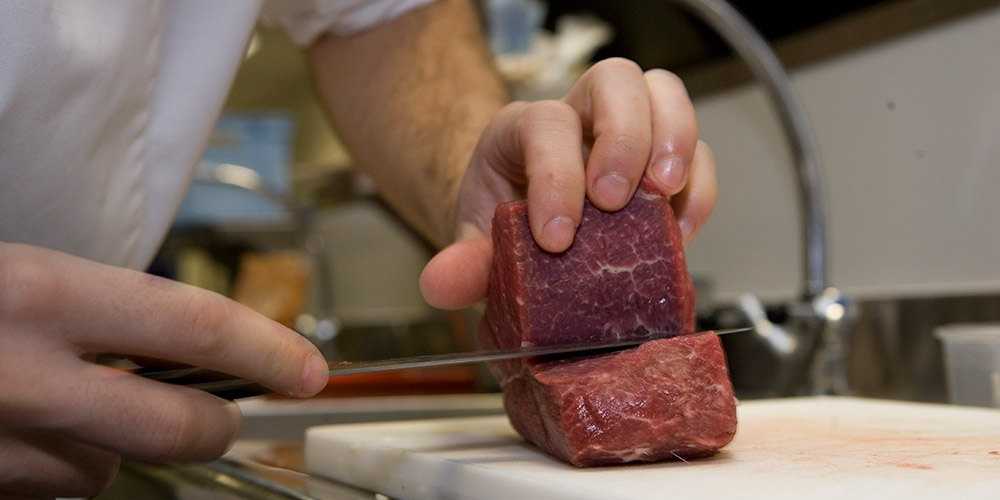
left=304, top=397, right=1000, bottom=499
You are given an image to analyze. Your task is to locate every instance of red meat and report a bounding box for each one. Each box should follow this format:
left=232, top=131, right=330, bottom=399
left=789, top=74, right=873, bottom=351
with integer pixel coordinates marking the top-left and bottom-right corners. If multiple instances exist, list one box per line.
left=478, top=180, right=737, bottom=466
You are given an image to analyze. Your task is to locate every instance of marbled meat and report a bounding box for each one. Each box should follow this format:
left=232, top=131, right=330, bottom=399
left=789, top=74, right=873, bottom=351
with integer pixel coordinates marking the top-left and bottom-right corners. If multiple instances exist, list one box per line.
left=478, top=180, right=737, bottom=467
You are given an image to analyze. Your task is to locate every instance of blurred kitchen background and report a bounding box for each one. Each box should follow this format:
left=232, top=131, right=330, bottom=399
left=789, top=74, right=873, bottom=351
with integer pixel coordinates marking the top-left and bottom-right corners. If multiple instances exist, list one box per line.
left=150, top=0, right=1000, bottom=405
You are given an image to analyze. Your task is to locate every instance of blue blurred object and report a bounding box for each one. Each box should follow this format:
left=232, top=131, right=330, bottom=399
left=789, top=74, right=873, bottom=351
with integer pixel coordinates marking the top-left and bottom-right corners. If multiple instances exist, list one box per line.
left=485, top=0, right=546, bottom=54
left=173, top=113, right=295, bottom=227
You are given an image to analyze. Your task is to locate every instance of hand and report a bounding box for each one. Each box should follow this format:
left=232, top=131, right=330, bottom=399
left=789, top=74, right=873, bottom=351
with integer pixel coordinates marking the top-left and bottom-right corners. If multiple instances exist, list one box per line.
left=0, top=242, right=328, bottom=498
left=420, top=58, right=718, bottom=309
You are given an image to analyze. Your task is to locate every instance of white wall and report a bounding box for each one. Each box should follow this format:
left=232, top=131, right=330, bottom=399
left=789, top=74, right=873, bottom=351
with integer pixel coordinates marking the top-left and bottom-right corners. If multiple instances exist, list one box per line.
left=687, top=7, right=1000, bottom=303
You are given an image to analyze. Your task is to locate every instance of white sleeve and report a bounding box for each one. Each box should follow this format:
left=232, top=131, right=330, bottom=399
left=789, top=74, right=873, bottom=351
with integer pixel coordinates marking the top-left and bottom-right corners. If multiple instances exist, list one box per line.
left=260, top=0, right=440, bottom=46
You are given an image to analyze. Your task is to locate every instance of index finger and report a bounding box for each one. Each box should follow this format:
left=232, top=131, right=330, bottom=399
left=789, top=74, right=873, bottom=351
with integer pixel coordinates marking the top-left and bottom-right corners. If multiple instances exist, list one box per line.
left=6, top=245, right=328, bottom=398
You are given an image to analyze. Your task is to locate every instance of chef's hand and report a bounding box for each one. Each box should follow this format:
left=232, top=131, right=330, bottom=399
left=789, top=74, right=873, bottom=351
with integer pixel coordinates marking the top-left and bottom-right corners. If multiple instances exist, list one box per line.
left=0, top=242, right=329, bottom=498
left=420, top=58, right=718, bottom=309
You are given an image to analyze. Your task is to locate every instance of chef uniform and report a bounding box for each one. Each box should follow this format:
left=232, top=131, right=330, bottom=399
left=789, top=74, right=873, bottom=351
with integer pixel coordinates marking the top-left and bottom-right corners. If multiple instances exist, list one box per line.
left=0, top=0, right=434, bottom=270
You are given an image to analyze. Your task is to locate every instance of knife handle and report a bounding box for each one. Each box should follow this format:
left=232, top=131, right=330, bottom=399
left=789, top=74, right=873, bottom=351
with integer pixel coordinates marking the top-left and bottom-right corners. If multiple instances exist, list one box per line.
left=133, top=366, right=274, bottom=400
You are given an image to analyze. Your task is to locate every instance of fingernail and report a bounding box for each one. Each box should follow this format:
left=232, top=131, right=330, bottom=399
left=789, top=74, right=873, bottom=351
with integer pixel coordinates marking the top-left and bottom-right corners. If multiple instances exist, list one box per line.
left=594, top=173, right=631, bottom=208
left=678, top=217, right=694, bottom=244
left=653, top=156, right=686, bottom=193
left=295, top=353, right=328, bottom=397
left=542, top=216, right=575, bottom=251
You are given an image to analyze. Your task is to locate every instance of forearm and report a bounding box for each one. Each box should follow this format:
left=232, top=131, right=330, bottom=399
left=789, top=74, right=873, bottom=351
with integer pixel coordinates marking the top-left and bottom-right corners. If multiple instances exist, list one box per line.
left=306, top=0, right=508, bottom=247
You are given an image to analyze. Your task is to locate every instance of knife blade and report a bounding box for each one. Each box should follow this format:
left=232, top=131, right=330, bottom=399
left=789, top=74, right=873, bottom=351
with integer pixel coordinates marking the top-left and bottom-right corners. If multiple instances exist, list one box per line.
left=134, top=327, right=749, bottom=399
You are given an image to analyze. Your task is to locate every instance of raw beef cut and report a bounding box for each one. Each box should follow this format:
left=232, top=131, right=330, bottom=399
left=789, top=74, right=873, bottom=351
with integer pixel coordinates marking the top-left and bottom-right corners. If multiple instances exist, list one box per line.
left=478, top=180, right=737, bottom=467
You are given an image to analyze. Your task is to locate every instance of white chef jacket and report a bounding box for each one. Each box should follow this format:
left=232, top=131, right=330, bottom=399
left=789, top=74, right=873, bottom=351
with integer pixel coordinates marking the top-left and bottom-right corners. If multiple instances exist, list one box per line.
left=0, top=0, right=435, bottom=270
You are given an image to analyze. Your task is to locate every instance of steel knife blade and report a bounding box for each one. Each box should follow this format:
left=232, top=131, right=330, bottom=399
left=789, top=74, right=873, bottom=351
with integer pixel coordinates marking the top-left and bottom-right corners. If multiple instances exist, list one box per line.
left=135, top=327, right=750, bottom=399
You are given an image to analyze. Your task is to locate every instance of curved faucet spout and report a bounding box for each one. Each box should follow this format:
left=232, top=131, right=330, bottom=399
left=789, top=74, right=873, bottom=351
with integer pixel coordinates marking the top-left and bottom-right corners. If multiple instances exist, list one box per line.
left=668, top=0, right=828, bottom=300
left=668, top=0, right=858, bottom=396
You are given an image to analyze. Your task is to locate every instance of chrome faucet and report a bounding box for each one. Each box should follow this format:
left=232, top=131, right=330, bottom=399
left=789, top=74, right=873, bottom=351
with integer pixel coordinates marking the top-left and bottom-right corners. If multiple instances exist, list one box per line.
left=670, top=0, right=855, bottom=395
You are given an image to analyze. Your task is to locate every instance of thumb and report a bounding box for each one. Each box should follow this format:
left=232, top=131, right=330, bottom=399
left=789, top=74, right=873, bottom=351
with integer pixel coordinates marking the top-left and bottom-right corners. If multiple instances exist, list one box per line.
left=419, top=233, right=493, bottom=310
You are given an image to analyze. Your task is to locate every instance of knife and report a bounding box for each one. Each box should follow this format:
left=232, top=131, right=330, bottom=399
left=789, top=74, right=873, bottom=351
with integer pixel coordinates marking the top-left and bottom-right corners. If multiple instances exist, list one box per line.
left=134, top=327, right=749, bottom=400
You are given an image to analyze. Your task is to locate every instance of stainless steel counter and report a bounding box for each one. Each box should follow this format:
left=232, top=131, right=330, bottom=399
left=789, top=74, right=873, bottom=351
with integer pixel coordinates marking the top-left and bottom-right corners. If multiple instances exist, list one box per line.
left=94, top=394, right=505, bottom=499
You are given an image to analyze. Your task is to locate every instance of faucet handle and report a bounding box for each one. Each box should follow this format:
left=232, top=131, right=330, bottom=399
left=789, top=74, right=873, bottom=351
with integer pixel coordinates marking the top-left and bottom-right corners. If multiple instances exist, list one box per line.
left=737, top=294, right=798, bottom=356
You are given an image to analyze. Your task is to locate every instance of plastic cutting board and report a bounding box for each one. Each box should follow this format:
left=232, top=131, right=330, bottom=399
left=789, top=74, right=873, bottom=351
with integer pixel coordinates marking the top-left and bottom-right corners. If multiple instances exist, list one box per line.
left=304, top=397, right=1000, bottom=499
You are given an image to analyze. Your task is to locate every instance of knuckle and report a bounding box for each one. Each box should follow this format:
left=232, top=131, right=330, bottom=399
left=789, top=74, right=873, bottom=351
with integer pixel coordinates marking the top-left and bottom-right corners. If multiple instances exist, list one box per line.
left=519, top=100, right=583, bottom=148
left=595, top=57, right=643, bottom=77
left=142, top=401, right=230, bottom=462
left=172, top=293, right=231, bottom=356
left=523, top=99, right=578, bottom=125
left=540, top=166, right=586, bottom=187
left=493, top=100, right=527, bottom=127
left=645, top=68, right=686, bottom=89
left=0, top=249, right=60, bottom=321
left=498, top=100, right=529, bottom=116
left=144, top=406, right=197, bottom=461
left=604, top=132, right=652, bottom=165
